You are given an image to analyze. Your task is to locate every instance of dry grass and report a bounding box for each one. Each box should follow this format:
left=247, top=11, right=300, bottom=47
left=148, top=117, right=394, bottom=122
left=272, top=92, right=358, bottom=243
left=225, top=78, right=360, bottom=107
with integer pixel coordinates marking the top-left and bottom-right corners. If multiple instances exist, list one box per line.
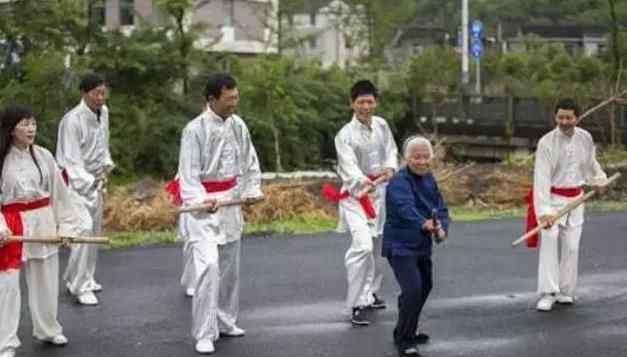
left=104, top=179, right=336, bottom=231
left=104, top=184, right=177, bottom=231
left=242, top=182, right=336, bottom=223
left=103, top=159, right=627, bottom=232
left=103, top=165, right=536, bottom=232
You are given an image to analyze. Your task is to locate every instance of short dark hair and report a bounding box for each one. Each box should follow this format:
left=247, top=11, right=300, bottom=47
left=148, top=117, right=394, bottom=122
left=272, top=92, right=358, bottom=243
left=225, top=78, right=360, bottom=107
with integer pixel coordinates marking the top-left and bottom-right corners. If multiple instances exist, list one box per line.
left=79, top=72, right=106, bottom=93
left=554, top=98, right=580, bottom=116
left=204, top=73, right=237, bottom=101
left=350, top=80, right=378, bottom=102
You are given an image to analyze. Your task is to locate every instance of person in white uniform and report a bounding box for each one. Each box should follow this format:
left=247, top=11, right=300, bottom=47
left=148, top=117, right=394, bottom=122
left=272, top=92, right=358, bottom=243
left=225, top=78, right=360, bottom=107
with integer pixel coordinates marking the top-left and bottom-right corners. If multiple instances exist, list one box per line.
left=56, top=73, right=115, bottom=306
left=331, top=80, right=398, bottom=326
left=529, top=98, right=608, bottom=312
left=0, top=105, right=85, bottom=357
left=166, top=73, right=262, bottom=354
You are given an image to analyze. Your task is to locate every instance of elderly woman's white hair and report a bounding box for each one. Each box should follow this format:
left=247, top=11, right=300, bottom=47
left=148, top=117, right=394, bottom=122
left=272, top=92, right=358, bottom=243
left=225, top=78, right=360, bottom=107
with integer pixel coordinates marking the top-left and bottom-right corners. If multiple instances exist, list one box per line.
left=402, top=136, right=433, bottom=159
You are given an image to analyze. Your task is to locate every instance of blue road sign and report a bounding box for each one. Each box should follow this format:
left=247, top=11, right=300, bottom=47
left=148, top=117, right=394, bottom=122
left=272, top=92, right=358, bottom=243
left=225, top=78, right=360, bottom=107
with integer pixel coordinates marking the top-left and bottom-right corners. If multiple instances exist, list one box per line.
left=471, top=38, right=483, bottom=58
left=471, top=20, right=483, bottom=38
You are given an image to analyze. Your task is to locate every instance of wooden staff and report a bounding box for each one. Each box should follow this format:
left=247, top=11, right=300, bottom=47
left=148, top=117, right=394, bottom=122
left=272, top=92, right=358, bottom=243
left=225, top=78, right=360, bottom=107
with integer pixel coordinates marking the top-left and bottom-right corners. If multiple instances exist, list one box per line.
left=356, top=174, right=390, bottom=198
left=178, top=197, right=264, bottom=214
left=7, top=236, right=110, bottom=244
left=512, top=172, right=621, bottom=247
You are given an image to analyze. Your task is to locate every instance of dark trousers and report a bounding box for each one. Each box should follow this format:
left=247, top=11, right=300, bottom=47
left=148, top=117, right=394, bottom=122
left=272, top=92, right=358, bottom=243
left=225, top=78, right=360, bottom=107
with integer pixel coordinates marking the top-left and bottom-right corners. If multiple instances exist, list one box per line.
left=387, top=254, right=433, bottom=350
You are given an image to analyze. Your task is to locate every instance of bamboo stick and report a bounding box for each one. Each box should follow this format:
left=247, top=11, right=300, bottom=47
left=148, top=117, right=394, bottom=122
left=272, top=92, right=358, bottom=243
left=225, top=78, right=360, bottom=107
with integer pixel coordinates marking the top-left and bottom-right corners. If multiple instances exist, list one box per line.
left=178, top=197, right=264, bottom=214
left=7, top=236, right=110, bottom=244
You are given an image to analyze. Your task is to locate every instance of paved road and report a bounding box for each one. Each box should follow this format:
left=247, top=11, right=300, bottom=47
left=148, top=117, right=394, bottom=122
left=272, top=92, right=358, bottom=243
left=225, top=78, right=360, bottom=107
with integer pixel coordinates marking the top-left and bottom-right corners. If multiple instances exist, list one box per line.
left=16, top=211, right=627, bottom=357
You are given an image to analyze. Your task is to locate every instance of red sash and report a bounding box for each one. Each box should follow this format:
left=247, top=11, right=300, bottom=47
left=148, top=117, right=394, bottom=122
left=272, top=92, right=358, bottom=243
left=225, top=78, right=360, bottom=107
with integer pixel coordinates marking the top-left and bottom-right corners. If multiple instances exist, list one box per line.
left=165, top=177, right=237, bottom=206
left=321, top=175, right=381, bottom=219
left=525, top=186, right=583, bottom=248
left=0, top=197, right=51, bottom=271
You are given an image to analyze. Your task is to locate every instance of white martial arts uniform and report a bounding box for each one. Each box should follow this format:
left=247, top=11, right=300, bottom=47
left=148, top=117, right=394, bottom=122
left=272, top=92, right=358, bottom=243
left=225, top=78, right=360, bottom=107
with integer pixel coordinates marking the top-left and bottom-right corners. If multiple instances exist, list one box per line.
left=0, top=145, right=84, bottom=355
left=335, top=116, right=398, bottom=310
left=534, top=127, right=607, bottom=297
left=56, top=100, right=114, bottom=296
left=175, top=106, right=262, bottom=343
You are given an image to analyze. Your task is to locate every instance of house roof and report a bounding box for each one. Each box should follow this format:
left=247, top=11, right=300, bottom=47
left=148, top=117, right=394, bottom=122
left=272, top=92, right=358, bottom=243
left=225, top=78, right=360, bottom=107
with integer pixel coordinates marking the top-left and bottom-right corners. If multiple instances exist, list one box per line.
left=519, top=25, right=607, bottom=38
left=390, top=24, right=448, bottom=48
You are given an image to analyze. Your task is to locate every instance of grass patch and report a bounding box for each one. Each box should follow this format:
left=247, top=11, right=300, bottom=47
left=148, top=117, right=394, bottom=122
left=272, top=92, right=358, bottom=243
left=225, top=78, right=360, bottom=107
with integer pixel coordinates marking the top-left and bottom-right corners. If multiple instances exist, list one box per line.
left=450, top=207, right=526, bottom=221
left=245, top=215, right=337, bottom=235
left=108, top=230, right=177, bottom=249
left=450, top=200, right=627, bottom=222
left=106, top=200, right=627, bottom=249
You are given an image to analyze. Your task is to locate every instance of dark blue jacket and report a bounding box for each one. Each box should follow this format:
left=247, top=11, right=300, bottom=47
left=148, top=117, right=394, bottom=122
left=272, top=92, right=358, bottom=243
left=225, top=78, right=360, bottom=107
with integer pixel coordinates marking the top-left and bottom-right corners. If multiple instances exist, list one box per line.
left=383, top=167, right=450, bottom=257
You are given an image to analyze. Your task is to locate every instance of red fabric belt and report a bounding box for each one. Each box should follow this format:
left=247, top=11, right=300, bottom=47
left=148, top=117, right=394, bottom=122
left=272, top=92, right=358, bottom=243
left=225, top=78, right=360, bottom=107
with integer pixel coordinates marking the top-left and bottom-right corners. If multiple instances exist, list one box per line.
left=165, top=177, right=237, bottom=206
left=525, top=186, right=583, bottom=248
left=0, top=197, right=51, bottom=271
left=321, top=175, right=381, bottom=219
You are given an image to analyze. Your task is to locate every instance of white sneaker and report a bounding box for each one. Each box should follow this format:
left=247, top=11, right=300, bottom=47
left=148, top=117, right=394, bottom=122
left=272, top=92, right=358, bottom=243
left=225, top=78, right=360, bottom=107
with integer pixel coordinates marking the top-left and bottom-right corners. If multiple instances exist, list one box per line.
left=49, top=334, right=69, bottom=346
left=195, top=339, right=215, bottom=354
left=37, top=334, right=68, bottom=346
left=185, top=288, right=195, bottom=297
left=90, top=281, right=103, bottom=292
left=536, top=294, right=556, bottom=311
left=220, top=326, right=245, bottom=337
left=77, top=291, right=99, bottom=305
left=556, top=294, right=574, bottom=304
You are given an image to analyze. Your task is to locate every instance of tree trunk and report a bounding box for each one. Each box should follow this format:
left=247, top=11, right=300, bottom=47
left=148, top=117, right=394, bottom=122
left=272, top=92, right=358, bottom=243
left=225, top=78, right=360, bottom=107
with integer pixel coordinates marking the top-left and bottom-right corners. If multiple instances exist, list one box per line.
left=609, top=102, right=618, bottom=147
left=271, top=123, right=283, bottom=172
left=608, top=0, right=622, bottom=78
left=175, top=12, right=190, bottom=96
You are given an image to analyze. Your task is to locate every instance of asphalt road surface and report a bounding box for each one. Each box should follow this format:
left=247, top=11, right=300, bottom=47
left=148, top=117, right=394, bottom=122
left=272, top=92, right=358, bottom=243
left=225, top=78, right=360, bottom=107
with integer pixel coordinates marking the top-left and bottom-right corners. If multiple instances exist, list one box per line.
left=16, top=211, right=627, bottom=357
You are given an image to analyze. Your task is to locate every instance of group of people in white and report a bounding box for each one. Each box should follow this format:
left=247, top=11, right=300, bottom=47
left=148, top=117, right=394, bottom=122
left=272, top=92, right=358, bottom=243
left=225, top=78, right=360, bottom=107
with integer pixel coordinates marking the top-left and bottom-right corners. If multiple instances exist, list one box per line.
left=0, top=72, right=609, bottom=357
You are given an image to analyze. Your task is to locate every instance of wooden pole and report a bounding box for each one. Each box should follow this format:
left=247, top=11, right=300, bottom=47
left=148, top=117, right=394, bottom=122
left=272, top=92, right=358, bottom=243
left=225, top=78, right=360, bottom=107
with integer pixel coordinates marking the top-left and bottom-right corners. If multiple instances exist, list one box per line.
left=178, top=197, right=264, bottom=214
left=8, top=236, right=110, bottom=244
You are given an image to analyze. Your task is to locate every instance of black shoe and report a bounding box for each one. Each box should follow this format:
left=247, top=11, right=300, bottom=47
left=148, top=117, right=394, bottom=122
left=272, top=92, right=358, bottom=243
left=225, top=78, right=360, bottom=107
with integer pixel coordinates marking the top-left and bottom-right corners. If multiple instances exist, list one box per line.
left=415, top=333, right=430, bottom=345
left=351, top=307, right=371, bottom=326
left=368, top=294, right=386, bottom=310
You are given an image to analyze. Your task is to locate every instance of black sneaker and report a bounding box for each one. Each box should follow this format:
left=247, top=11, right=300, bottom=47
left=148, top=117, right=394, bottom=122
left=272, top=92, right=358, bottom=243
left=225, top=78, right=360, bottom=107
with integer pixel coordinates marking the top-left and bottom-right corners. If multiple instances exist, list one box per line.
left=351, top=307, right=370, bottom=326
left=368, top=294, right=386, bottom=310
left=415, top=333, right=430, bottom=345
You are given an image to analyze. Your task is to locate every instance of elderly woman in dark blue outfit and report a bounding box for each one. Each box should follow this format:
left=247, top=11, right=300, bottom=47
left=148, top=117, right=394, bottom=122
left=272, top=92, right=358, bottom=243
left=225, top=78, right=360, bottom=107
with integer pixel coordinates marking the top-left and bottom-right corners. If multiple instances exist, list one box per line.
left=383, top=136, right=449, bottom=357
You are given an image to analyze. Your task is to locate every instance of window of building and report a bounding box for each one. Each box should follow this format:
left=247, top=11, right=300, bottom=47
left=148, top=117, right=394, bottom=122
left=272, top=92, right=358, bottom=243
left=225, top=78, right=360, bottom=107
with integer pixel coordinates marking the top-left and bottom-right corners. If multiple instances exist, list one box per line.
left=120, top=0, right=134, bottom=26
left=90, top=0, right=106, bottom=27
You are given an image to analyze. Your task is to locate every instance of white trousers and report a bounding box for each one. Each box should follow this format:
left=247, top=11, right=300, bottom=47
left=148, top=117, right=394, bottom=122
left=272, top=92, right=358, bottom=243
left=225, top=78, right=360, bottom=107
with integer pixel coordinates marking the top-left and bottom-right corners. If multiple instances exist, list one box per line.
left=64, top=193, right=102, bottom=295
left=537, top=223, right=583, bottom=296
left=0, top=254, right=63, bottom=354
left=190, top=240, right=241, bottom=342
left=345, top=224, right=384, bottom=310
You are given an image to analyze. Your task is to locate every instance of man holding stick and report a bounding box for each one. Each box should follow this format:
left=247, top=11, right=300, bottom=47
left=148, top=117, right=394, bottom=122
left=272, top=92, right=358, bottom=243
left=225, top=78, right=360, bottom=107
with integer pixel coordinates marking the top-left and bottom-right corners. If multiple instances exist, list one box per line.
left=323, top=80, right=398, bottom=326
left=56, top=73, right=115, bottom=306
left=165, top=73, right=262, bottom=354
left=527, top=98, right=608, bottom=312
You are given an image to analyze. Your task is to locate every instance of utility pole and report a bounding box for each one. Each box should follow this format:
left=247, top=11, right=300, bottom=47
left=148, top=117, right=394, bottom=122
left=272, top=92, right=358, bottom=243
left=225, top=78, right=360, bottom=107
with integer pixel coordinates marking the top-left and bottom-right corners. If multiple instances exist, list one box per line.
left=461, top=0, right=469, bottom=85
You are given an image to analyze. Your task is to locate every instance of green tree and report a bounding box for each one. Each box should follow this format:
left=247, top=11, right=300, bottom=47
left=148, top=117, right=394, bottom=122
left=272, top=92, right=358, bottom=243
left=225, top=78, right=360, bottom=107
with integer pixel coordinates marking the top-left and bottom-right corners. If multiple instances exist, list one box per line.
left=406, top=46, right=461, bottom=135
